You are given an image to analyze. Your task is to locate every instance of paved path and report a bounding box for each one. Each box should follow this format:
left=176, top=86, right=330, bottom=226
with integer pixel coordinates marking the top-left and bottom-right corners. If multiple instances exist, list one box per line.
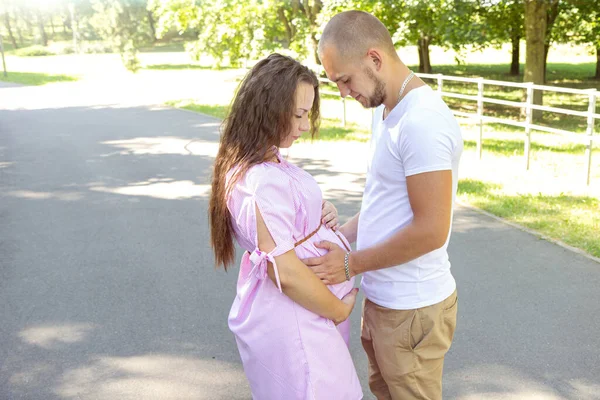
left=0, top=81, right=23, bottom=88
left=1, top=83, right=599, bottom=399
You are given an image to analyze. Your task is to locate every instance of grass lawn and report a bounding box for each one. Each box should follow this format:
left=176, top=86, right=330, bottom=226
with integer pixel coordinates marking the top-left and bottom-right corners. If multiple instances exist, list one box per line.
left=165, top=100, right=371, bottom=141
left=0, top=71, right=78, bottom=85
left=458, top=179, right=600, bottom=258
left=145, top=64, right=214, bottom=70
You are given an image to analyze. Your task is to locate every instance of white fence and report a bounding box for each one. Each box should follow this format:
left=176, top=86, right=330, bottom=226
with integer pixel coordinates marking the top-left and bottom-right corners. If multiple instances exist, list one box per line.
left=320, top=75, right=600, bottom=185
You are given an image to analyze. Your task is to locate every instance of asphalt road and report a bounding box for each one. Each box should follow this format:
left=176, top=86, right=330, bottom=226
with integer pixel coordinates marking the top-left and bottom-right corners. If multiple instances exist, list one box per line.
left=1, top=83, right=599, bottom=399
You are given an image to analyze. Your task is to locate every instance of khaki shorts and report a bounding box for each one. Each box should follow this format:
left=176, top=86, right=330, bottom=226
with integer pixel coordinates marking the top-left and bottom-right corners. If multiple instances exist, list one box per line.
left=361, top=290, right=458, bottom=400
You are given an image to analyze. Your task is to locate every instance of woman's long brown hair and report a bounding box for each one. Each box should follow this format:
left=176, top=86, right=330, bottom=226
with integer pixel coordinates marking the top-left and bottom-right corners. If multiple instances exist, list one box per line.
left=209, top=53, right=320, bottom=269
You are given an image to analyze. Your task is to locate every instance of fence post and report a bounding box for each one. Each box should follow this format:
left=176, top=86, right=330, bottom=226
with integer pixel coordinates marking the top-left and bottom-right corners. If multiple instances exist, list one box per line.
left=585, top=89, right=597, bottom=186
left=524, top=82, right=534, bottom=170
left=477, top=78, right=484, bottom=159
left=437, top=73, right=443, bottom=95
left=341, top=97, right=346, bottom=127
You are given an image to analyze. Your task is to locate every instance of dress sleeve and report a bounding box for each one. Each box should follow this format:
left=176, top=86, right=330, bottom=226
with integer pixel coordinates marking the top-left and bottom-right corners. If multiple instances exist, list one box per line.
left=253, top=170, right=298, bottom=257
left=231, top=167, right=299, bottom=293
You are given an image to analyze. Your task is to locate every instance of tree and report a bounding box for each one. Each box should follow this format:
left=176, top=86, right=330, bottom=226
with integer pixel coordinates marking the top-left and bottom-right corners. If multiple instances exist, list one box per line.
left=300, top=0, right=323, bottom=64
left=1, top=32, right=7, bottom=77
left=91, top=0, right=153, bottom=72
left=479, top=0, right=524, bottom=76
left=150, top=0, right=326, bottom=67
left=578, top=1, right=600, bottom=79
left=2, top=11, right=18, bottom=49
left=150, top=0, right=255, bottom=67
left=1, top=0, right=20, bottom=49
left=323, top=0, right=482, bottom=73
left=552, top=0, right=600, bottom=79
left=524, top=0, right=547, bottom=119
left=542, top=0, right=561, bottom=82
left=36, top=9, right=48, bottom=46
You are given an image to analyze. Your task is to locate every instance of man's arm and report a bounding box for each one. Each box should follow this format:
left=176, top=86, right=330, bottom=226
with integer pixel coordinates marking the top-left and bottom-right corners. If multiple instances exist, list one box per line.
left=338, top=212, right=360, bottom=244
left=305, top=170, right=452, bottom=284
left=350, top=170, right=452, bottom=275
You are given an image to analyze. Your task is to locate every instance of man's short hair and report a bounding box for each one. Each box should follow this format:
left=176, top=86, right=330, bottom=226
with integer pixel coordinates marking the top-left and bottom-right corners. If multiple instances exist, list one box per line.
left=319, top=10, right=396, bottom=62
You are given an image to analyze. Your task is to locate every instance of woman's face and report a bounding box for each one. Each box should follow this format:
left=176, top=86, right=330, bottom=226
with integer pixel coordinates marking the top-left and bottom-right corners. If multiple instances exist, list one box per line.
left=279, top=81, right=315, bottom=149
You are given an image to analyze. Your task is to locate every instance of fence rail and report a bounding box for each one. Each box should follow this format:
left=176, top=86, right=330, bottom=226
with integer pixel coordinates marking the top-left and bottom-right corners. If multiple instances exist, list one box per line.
left=319, top=74, right=599, bottom=185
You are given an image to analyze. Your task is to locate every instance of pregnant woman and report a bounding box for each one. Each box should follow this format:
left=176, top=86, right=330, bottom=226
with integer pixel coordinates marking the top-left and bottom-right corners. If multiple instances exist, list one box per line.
left=209, top=53, right=363, bottom=399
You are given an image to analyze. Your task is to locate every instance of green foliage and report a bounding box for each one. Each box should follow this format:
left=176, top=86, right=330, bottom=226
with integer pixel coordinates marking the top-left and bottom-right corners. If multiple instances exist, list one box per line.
left=387, top=0, right=481, bottom=51
left=478, top=0, right=524, bottom=47
left=14, top=45, right=56, bottom=57
left=553, top=0, right=600, bottom=49
left=147, top=0, right=199, bottom=36
left=321, top=0, right=483, bottom=70
left=150, top=0, right=325, bottom=67
left=90, top=0, right=153, bottom=72
left=391, top=0, right=483, bottom=49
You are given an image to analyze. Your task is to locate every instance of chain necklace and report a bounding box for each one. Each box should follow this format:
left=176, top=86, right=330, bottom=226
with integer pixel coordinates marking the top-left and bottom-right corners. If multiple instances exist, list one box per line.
left=384, top=71, right=415, bottom=119
left=398, top=71, right=415, bottom=102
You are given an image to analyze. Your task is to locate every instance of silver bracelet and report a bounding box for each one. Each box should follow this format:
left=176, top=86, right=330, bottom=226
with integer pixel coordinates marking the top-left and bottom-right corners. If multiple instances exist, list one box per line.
left=344, top=252, right=351, bottom=281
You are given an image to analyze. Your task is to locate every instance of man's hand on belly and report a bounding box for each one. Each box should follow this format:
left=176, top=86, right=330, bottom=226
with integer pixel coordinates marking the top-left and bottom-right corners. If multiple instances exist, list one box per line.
left=303, top=241, right=351, bottom=285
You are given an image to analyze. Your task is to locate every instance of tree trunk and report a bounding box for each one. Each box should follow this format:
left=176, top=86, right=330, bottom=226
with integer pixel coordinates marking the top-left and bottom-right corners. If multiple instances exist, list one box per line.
left=68, top=4, right=77, bottom=53
left=310, top=33, right=320, bottom=65
left=594, top=46, right=600, bottom=79
left=301, top=0, right=322, bottom=65
left=21, top=8, right=33, bottom=32
left=277, top=7, right=293, bottom=48
left=147, top=10, right=156, bottom=42
left=50, top=16, right=56, bottom=37
left=15, top=15, right=23, bottom=46
left=62, top=10, right=71, bottom=32
left=1, top=34, right=7, bottom=77
left=543, top=0, right=559, bottom=83
left=510, top=34, right=520, bottom=76
left=37, top=12, right=48, bottom=46
left=543, top=43, right=550, bottom=83
left=524, top=0, right=547, bottom=121
left=418, top=36, right=432, bottom=73
left=3, top=13, right=18, bottom=49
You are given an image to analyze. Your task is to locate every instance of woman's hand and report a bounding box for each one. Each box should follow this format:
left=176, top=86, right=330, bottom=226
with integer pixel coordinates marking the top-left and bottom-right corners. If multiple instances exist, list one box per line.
left=321, top=200, right=339, bottom=231
left=334, top=288, right=359, bottom=325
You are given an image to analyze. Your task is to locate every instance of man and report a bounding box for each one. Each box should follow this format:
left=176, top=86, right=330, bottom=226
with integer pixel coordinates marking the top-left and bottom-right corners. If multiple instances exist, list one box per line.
left=305, top=10, right=463, bottom=400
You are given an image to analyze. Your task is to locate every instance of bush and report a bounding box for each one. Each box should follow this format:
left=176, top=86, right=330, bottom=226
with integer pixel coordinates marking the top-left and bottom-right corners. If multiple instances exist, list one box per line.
left=48, top=42, right=75, bottom=55
left=14, top=45, right=56, bottom=57
left=81, top=42, right=114, bottom=54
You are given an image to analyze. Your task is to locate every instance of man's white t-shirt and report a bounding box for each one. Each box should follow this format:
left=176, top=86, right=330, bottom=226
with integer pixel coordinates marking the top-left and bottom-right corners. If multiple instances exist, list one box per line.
left=358, top=85, right=463, bottom=310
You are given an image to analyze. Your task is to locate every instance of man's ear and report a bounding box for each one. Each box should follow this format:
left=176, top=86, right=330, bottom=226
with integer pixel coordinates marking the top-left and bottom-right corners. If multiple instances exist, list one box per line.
left=367, top=49, right=383, bottom=71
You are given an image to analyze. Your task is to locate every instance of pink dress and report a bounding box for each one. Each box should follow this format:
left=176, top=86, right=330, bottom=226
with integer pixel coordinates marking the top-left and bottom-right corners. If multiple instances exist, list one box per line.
left=226, top=150, right=363, bottom=399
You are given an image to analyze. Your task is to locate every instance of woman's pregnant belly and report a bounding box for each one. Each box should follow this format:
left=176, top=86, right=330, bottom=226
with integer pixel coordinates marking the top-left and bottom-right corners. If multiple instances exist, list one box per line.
left=294, top=225, right=355, bottom=299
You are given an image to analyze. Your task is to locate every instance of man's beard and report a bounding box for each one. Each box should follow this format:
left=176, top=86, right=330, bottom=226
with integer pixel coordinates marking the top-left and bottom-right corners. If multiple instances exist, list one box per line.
left=363, top=67, right=386, bottom=108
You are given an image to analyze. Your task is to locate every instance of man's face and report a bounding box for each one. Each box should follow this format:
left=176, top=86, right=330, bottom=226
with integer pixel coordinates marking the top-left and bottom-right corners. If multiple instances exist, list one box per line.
left=320, top=46, right=386, bottom=109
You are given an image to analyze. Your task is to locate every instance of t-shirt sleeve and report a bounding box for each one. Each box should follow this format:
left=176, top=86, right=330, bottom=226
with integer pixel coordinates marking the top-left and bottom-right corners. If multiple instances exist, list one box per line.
left=399, top=109, right=458, bottom=177
left=252, top=170, right=298, bottom=257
